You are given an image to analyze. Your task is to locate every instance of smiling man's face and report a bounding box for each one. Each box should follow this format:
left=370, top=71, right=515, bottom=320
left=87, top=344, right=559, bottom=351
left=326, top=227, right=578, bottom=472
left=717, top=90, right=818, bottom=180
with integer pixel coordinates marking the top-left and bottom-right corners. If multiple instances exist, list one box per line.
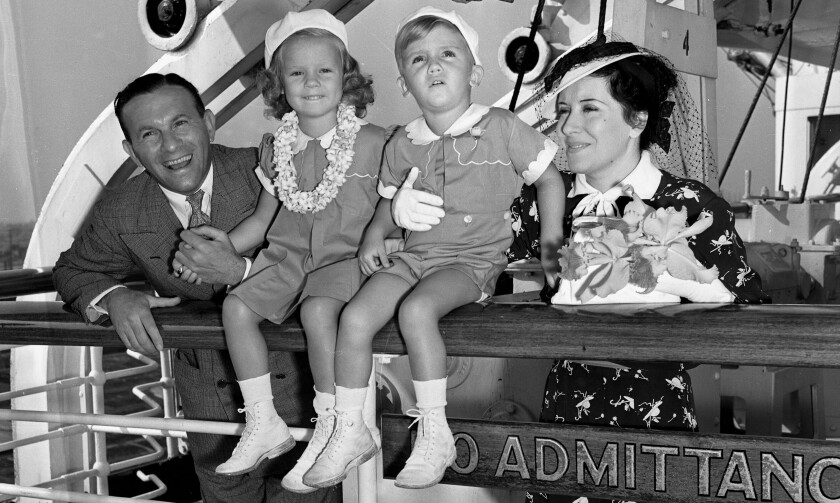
left=121, top=84, right=215, bottom=195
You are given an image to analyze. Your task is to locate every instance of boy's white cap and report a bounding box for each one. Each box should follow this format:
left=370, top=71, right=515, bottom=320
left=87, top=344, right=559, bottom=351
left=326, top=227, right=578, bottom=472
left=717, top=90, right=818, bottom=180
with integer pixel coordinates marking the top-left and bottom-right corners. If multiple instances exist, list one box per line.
left=264, top=9, right=348, bottom=68
left=397, top=7, right=481, bottom=66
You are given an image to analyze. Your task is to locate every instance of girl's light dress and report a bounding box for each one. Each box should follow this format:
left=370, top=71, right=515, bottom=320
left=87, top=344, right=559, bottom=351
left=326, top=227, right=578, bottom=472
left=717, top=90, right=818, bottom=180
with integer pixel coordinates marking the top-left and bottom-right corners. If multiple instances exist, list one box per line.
left=230, top=122, right=386, bottom=323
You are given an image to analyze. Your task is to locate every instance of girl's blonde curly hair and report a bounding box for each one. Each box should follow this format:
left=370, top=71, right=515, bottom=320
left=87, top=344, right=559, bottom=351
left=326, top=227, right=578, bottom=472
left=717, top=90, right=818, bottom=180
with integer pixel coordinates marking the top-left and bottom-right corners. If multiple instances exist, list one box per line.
left=257, top=28, right=374, bottom=120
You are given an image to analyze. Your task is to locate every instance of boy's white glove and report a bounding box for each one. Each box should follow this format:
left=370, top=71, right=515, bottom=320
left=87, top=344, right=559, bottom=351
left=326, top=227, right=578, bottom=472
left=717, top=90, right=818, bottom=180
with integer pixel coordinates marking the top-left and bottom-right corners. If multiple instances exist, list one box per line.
left=391, top=167, right=445, bottom=231
left=654, top=272, right=734, bottom=303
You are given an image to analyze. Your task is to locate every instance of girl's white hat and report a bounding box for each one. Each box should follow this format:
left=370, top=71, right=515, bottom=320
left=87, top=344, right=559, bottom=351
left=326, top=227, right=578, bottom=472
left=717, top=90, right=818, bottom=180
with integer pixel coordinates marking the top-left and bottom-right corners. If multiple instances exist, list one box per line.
left=264, top=9, right=348, bottom=68
left=397, top=7, right=481, bottom=66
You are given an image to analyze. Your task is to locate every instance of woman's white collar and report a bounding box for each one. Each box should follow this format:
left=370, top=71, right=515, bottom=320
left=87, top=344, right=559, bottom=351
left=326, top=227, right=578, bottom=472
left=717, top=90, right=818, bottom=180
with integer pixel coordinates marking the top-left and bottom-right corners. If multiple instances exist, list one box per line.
left=569, top=151, right=662, bottom=199
left=405, top=104, right=490, bottom=145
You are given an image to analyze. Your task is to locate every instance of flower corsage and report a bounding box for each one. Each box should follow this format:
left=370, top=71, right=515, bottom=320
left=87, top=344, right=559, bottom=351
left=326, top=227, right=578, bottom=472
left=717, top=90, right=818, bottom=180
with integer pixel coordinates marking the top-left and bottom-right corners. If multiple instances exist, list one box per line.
left=556, top=193, right=718, bottom=303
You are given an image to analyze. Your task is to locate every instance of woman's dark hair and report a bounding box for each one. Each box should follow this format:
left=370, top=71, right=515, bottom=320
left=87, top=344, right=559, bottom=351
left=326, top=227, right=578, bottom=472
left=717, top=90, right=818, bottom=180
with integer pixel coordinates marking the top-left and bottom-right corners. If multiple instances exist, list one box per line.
left=114, top=73, right=205, bottom=140
left=591, top=56, right=677, bottom=151
left=256, top=29, right=375, bottom=120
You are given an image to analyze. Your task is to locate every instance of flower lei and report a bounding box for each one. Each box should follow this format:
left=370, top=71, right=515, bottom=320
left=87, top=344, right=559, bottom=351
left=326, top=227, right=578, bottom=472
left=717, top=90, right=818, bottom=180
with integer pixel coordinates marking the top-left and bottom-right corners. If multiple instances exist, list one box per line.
left=558, top=192, right=718, bottom=303
left=272, top=103, right=360, bottom=213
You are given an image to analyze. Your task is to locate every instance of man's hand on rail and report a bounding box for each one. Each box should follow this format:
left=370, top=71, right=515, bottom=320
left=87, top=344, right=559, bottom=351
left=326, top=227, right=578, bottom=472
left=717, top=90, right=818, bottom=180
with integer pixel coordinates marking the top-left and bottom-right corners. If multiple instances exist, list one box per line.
left=391, top=167, right=445, bottom=231
left=101, top=288, right=180, bottom=354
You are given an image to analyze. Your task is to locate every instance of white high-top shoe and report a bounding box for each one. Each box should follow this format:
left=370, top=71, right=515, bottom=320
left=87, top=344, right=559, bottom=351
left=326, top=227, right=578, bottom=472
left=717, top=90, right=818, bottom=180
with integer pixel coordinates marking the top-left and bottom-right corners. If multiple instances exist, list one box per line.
left=215, top=400, right=295, bottom=476
left=281, top=410, right=336, bottom=493
left=302, top=410, right=379, bottom=488
left=395, top=407, right=456, bottom=489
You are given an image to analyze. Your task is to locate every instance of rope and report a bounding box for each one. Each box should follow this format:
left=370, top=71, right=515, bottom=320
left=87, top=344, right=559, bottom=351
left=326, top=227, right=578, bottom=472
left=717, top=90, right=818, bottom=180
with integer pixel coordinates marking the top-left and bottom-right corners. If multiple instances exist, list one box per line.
left=596, top=0, right=608, bottom=43
left=777, top=0, right=794, bottom=191
left=718, top=0, right=804, bottom=185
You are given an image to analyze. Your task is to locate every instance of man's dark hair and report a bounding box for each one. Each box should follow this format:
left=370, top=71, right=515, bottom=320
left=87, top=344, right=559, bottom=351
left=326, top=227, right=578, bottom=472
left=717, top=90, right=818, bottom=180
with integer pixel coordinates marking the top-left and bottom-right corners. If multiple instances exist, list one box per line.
left=114, top=73, right=205, bottom=140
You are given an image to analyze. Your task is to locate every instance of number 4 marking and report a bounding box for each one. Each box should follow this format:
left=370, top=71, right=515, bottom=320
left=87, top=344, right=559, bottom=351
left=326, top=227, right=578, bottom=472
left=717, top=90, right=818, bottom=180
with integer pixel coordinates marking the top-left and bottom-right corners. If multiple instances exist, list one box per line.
left=682, top=30, right=690, bottom=56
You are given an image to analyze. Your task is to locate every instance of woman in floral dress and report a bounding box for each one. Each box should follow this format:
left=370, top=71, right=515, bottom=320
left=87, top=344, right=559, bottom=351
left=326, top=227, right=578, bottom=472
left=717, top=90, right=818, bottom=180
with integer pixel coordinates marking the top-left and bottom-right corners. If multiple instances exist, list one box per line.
left=507, top=39, right=770, bottom=503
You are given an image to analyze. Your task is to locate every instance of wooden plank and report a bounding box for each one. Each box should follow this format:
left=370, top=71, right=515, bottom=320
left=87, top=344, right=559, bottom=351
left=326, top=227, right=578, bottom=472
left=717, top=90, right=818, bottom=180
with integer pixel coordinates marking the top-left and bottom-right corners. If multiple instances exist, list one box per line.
left=2, top=301, right=840, bottom=368
left=382, top=415, right=840, bottom=502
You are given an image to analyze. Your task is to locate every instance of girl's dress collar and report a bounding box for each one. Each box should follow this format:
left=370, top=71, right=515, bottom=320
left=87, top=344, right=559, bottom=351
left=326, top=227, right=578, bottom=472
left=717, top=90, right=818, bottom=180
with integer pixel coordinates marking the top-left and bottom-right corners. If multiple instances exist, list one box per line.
left=293, top=118, right=368, bottom=154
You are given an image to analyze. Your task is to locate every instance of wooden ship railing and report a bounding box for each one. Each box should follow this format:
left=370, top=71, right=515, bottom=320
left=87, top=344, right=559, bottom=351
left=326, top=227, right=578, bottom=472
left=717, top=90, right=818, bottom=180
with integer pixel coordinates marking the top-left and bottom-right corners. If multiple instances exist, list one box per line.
left=2, top=299, right=840, bottom=502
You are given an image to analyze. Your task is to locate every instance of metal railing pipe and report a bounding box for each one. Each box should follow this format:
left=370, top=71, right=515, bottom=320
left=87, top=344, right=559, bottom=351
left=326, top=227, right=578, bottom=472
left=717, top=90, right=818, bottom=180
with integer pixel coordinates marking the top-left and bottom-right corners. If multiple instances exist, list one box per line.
left=0, top=482, right=162, bottom=503
left=89, top=346, right=110, bottom=495
left=88, top=425, right=186, bottom=439
left=129, top=382, right=164, bottom=417
left=158, top=348, right=180, bottom=457
left=0, top=424, right=87, bottom=452
left=108, top=438, right=165, bottom=474
left=33, top=469, right=101, bottom=489
left=0, top=375, right=90, bottom=402
left=0, top=408, right=312, bottom=439
left=132, top=471, right=167, bottom=500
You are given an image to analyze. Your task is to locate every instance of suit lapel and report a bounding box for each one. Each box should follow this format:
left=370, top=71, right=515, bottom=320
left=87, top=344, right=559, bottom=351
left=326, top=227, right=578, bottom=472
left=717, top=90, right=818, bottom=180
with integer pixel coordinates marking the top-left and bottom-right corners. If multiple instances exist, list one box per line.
left=211, top=145, right=257, bottom=232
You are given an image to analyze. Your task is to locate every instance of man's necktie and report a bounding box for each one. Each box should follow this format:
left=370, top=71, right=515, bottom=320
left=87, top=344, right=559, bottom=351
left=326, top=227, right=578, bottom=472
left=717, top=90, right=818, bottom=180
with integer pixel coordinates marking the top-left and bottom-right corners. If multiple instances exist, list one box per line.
left=187, top=189, right=211, bottom=228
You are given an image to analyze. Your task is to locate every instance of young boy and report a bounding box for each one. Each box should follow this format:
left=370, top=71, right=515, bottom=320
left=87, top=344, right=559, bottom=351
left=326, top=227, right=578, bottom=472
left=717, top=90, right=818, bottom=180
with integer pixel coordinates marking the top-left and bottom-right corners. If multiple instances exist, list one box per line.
left=303, top=7, right=566, bottom=490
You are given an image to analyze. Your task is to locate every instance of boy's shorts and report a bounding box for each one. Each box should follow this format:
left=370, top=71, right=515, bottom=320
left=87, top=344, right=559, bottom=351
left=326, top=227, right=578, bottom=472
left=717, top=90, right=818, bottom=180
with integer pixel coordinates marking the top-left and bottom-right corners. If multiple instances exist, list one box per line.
left=374, top=251, right=505, bottom=301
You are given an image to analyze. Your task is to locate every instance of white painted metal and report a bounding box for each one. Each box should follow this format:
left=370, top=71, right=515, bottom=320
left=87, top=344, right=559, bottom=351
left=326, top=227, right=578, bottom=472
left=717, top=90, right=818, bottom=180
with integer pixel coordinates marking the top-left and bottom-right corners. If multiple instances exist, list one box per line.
left=0, top=482, right=163, bottom=503
left=775, top=73, right=840, bottom=199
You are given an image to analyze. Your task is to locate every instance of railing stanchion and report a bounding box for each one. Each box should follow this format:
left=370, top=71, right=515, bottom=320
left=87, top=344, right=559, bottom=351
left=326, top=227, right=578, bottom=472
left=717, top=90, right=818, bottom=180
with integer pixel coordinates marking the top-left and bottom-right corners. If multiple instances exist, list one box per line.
left=159, top=349, right=179, bottom=458
left=89, top=346, right=110, bottom=495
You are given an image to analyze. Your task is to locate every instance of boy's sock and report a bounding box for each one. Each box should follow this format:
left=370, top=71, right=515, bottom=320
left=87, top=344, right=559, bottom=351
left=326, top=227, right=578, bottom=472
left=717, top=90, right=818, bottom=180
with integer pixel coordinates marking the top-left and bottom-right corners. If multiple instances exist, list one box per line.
left=413, top=376, right=448, bottom=410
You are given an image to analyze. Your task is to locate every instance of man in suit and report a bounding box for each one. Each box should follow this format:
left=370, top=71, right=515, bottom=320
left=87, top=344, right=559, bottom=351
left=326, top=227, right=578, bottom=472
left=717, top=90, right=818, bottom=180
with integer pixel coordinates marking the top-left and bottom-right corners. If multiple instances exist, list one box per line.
left=53, top=73, right=338, bottom=503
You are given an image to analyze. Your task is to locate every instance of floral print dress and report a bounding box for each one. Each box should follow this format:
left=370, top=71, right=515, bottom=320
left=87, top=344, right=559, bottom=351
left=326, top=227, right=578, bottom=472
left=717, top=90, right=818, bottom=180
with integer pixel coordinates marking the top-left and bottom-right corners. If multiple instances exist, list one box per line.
left=509, top=160, right=770, bottom=503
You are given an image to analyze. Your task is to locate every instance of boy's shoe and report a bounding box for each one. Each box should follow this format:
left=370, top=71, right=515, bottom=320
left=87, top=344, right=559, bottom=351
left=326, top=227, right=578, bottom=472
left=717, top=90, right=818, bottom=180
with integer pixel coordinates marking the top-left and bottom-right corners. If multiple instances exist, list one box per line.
left=394, top=408, right=456, bottom=489
left=302, top=410, right=379, bottom=488
left=215, top=401, right=295, bottom=476
left=281, top=410, right=336, bottom=493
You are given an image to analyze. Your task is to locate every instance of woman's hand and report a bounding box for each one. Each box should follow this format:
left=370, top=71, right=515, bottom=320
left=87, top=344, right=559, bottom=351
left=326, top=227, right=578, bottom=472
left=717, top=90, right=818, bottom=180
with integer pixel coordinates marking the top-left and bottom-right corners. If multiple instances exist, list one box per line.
left=541, top=255, right=560, bottom=290
left=654, top=273, right=734, bottom=303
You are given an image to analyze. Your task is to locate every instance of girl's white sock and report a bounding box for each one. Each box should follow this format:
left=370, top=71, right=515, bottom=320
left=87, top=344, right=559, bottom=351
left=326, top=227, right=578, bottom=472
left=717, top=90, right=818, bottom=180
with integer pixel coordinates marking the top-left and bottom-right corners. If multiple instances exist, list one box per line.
left=313, top=387, right=336, bottom=416
left=413, top=377, right=448, bottom=410
left=238, top=373, right=273, bottom=406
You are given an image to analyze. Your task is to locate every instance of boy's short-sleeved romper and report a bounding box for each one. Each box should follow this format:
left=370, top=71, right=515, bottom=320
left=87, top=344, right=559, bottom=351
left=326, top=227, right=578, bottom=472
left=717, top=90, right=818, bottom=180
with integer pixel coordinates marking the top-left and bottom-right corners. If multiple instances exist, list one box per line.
left=229, top=122, right=385, bottom=323
left=378, top=104, right=557, bottom=296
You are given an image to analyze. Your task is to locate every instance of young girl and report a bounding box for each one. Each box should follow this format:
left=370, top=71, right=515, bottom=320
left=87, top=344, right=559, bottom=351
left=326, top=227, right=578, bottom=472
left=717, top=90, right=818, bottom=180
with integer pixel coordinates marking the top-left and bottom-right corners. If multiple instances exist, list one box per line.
left=174, top=9, right=387, bottom=493
left=302, top=7, right=566, bottom=491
